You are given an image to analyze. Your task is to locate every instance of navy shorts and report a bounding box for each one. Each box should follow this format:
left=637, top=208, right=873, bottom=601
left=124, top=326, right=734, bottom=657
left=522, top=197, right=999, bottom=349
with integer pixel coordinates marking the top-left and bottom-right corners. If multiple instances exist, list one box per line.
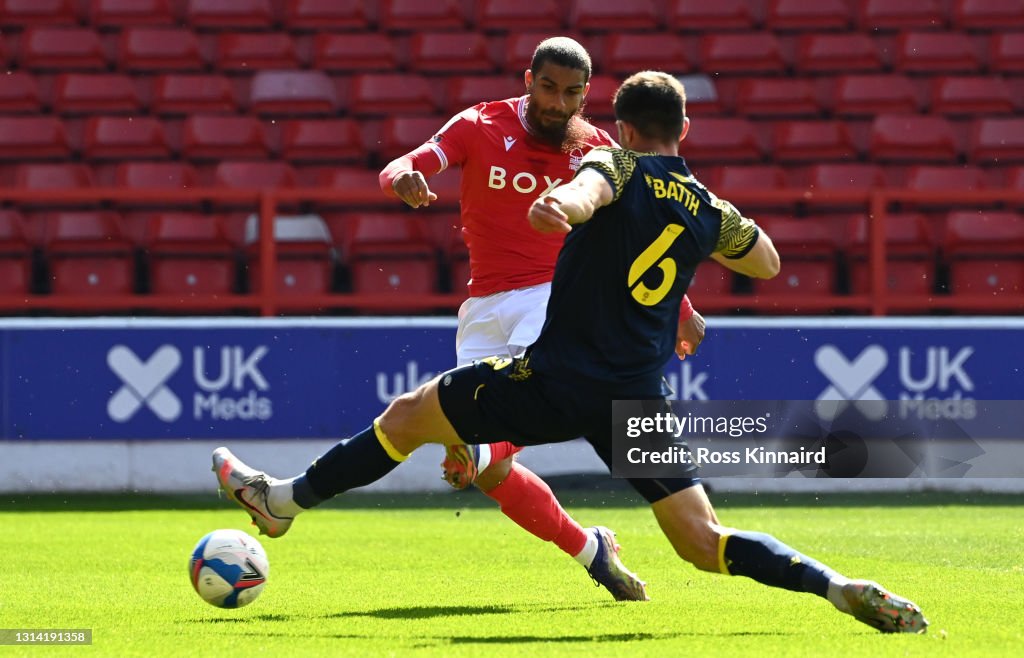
left=435, top=355, right=700, bottom=504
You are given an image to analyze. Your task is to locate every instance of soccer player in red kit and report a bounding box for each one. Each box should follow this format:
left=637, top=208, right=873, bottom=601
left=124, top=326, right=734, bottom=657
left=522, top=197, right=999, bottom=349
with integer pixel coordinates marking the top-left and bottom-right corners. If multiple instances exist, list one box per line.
left=374, top=37, right=702, bottom=600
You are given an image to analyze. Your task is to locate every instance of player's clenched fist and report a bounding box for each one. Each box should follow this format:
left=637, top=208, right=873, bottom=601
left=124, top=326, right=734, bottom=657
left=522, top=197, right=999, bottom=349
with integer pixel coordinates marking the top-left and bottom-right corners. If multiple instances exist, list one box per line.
left=528, top=196, right=572, bottom=234
left=391, top=171, right=438, bottom=208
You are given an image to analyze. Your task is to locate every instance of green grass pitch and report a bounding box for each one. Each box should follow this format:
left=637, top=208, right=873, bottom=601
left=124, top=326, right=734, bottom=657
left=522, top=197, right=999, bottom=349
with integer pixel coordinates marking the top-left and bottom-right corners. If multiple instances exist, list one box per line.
left=1, top=490, right=1022, bottom=657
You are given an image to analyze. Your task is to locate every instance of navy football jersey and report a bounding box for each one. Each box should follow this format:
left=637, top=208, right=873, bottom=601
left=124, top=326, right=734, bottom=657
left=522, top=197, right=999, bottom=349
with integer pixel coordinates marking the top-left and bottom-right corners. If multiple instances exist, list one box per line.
left=529, top=147, right=759, bottom=388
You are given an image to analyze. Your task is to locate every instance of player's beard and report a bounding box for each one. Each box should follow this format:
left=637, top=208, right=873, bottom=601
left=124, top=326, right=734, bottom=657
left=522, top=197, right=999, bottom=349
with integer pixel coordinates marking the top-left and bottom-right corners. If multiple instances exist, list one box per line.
left=525, top=98, right=590, bottom=152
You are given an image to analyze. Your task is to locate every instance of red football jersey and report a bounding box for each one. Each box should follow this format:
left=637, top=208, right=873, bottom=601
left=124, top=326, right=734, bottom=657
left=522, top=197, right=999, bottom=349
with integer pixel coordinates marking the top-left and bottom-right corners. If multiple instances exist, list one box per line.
left=419, top=96, right=616, bottom=297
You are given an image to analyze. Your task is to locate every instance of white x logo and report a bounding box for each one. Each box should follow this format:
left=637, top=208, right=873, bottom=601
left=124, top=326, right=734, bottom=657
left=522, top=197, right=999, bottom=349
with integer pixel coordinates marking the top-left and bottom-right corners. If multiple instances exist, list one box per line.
left=107, top=345, right=182, bottom=422
left=814, top=345, right=888, bottom=421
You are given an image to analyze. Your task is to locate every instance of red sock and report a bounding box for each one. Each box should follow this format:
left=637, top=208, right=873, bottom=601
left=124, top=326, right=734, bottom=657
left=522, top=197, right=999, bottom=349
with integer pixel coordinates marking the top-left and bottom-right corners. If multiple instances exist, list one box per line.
left=487, top=441, right=522, bottom=463
left=484, top=462, right=588, bottom=557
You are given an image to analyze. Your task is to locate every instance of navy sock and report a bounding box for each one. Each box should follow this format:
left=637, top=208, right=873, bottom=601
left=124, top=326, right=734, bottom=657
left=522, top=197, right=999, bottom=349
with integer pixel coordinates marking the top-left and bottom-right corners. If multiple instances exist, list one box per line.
left=722, top=530, right=836, bottom=598
left=303, top=424, right=405, bottom=501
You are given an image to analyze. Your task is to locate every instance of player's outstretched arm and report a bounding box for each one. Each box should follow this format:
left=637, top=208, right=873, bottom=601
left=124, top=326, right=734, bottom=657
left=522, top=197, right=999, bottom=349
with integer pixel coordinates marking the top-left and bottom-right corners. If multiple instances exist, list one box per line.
left=708, top=200, right=780, bottom=279
left=527, top=169, right=613, bottom=233
left=378, top=145, right=441, bottom=209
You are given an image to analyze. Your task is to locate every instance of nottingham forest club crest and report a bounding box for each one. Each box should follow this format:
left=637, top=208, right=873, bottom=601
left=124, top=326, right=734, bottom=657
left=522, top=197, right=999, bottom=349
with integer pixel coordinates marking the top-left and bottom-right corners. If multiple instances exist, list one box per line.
left=569, top=148, right=584, bottom=171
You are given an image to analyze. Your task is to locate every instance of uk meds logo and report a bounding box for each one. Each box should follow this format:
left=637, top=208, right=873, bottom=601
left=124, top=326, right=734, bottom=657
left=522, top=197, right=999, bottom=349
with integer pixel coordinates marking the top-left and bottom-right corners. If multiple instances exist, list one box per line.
left=814, top=345, right=888, bottom=420
left=107, top=345, right=183, bottom=422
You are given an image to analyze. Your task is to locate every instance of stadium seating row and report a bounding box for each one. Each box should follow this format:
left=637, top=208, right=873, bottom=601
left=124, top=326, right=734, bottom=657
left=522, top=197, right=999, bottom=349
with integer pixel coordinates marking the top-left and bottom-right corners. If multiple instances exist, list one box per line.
left=2, top=115, right=1023, bottom=165
left=4, top=161, right=1024, bottom=197
left=1, top=208, right=1019, bottom=304
left=2, top=71, right=1023, bottom=118
left=3, top=0, right=1024, bottom=33
left=2, top=28, right=1022, bottom=75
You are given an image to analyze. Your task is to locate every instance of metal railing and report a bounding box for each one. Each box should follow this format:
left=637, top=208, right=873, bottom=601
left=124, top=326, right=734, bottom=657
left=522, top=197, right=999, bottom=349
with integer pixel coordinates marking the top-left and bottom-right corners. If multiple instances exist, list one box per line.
left=1, top=186, right=1021, bottom=316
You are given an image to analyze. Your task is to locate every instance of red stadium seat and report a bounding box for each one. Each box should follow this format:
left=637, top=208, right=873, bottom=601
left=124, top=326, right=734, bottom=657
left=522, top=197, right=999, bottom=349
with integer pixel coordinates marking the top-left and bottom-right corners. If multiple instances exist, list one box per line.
left=379, top=0, right=467, bottom=31
left=349, top=74, right=438, bottom=115
left=895, top=32, right=982, bottom=73
left=216, top=33, right=299, bottom=72
left=244, top=214, right=336, bottom=295
left=870, top=115, right=959, bottom=163
left=569, top=0, right=660, bottom=31
left=181, top=116, right=268, bottom=160
left=581, top=75, right=618, bottom=118
left=0, top=117, right=70, bottom=160
left=808, top=163, right=886, bottom=191
left=119, top=28, right=205, bottom=72
left=0, top=0, right=79, bottom=26
left=774, top=121, right=858, bottom=162
left=666, top=0, right=756, bottom=31
left=847, top=213, right=936, bottom=297
left=832, top=75, right=921, bottom=116
left=144, top=212, right=237, bottom=295
left=280, top=119, right=363, bottom=163
left=475, top=0, right=563, bottom=30
left=701, top=34, right=787, bottom=74
left=151, top=74, right=236, bottom=115
left=715, top=165, right=787, bottom=192
left=248, top=70, right=338, bottom=116
left=375, top=117, right=444, bottom=162
left=859, top=0, right=946, bottom=29
left=186, top=0, right=274, bottom=29
left=214, top=161, right=297, bottom=189
left=735, top=79, right=820, bottom=117
left=931, top=76, right=1015, bottom=115
left=312, top=33, right=398, bottom=72
left=1008, top=166, right=1024, bottom=190
left=282, top=0, right=369, bottom=30
left=15, top=163, right=95, bottom=190
left=52, top=74, right=141, bottom=115
left=795, top=34, right=883, bottom=73
left=0, top=209, right=32, bottom=294
left=681, top=118, right=764, bottom=164
left=603, top=34, right=692, bottom=76
left=116, top=161, right=199, bottom=190
left=767, top=0, right=851, bottom=30
left=445, top=76, right=523, bottom=114
left=944, top=210, right=1024, bottom=300
left=409, top=32, right=494, bottom=74
left=18, top=27, right=107, bottom=71
left=751, top=217, right=840, bottom=298
left=687, top=264, right=734, bottom=298
left=91, top=0, right=176, bottom=27
left=83, top=117, right=170, bottom=160
left=906, top=165, right=987, bottom=192
left=0, top=71, right=41, bottom=113
left=971, top=118, right=1024, bottom=163
left=954, top=0, right=1024, bottom=29
left=990, top=33, right=1024, bottom=72
left=337, top=213, right=439, bottom=304
left=757, top=216, right=842, bottom=293
left=40, top=211, right=135, bottom=296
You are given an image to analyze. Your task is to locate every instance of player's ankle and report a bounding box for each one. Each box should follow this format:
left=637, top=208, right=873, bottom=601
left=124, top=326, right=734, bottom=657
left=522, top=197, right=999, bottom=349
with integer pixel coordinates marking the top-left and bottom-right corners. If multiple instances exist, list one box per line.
left=268, top=476, right=317, bottom=517
left=573, top=529, right=599, bottom=569
left=826, top=576, right=853, bottom=613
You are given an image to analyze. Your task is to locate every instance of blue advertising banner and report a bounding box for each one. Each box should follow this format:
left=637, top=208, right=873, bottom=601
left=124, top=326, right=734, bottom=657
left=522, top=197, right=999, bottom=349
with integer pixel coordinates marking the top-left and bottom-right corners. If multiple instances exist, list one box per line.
left=1, top=318, right=1020, bottom=440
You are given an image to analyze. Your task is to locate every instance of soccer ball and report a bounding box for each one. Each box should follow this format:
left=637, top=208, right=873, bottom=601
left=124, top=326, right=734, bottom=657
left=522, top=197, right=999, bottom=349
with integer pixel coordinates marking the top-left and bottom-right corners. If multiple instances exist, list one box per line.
left=189, top=529, right=269, bottom=609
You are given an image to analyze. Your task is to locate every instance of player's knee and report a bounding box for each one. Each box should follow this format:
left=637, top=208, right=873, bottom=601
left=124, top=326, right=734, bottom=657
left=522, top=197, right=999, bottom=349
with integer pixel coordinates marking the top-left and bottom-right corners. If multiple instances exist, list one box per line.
left=378, top=391, right=425, bottom=455
left=474, top=456, right=514, bottom=491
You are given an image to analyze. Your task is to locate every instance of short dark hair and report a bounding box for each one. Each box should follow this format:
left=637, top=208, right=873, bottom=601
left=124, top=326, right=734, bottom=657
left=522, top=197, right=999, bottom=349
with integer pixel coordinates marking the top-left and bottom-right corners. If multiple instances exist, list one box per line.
left=530, top=37, right=592, bottom=82
left=613, top=71, right=687, bottom=143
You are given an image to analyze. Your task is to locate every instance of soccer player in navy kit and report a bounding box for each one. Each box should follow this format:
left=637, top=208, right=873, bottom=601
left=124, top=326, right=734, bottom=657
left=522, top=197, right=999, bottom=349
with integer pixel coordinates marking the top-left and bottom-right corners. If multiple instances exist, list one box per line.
left=214, top=71, right=927, bottom=633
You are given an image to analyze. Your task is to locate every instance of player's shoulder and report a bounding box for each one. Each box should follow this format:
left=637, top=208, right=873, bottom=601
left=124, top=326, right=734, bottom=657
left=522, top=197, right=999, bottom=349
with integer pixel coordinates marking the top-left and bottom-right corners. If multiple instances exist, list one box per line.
left=580, top=122, right=617, bottom=147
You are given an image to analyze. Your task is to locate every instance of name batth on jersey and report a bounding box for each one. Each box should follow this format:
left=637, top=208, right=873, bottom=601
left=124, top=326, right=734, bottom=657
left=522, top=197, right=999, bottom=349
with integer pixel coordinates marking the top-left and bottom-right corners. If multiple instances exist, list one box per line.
left=422, top=96, right=616, bottom=298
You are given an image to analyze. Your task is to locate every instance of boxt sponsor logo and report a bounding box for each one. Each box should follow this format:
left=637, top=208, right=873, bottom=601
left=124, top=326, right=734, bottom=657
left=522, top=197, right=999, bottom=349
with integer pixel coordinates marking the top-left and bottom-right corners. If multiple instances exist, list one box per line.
left=107, top=345, right=273, bottom=423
